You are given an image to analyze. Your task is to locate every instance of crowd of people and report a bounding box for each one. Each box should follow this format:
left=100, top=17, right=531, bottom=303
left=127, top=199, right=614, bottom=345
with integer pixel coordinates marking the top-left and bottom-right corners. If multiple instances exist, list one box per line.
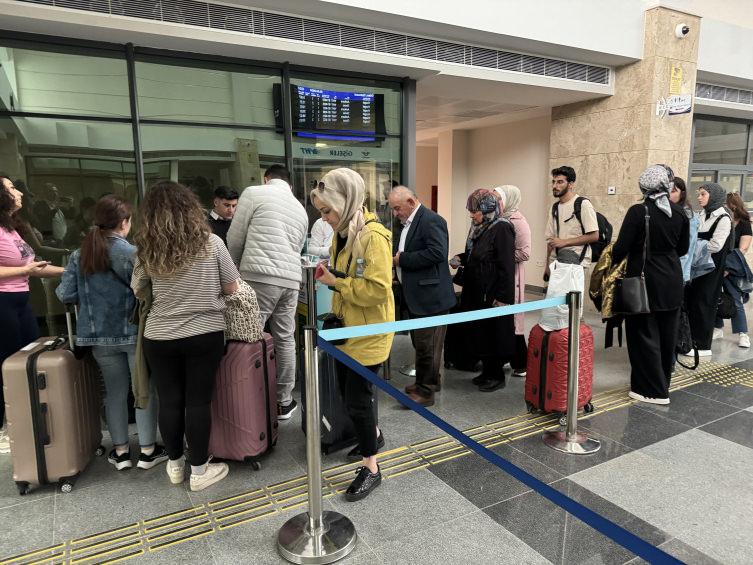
left=0, top=158, right=750, bottom=501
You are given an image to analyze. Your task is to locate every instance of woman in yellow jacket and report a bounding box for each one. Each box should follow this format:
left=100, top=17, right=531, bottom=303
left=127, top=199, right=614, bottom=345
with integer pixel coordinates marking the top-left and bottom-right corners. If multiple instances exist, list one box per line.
left=311, top=167, right=394, bottom=502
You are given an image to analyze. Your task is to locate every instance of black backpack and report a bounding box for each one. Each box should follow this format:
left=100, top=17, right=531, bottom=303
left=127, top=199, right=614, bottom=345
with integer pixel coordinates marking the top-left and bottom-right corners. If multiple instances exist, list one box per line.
left=552, top=196, right=613, bottom=264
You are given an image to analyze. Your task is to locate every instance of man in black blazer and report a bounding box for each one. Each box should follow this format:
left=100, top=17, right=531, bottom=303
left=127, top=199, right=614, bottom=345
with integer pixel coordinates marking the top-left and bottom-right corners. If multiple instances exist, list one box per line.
left=390, top=186, right=457, bottom=406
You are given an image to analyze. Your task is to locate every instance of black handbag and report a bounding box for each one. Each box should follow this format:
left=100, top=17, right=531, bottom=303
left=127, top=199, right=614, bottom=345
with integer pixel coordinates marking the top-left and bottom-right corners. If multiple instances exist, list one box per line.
left=614, top=206, right=651, bottom=315
left=717, top=290, right=736, bottom=319
left=318, top=313, right=347, bottom=345
left=675, top=303, right=699, bottom=370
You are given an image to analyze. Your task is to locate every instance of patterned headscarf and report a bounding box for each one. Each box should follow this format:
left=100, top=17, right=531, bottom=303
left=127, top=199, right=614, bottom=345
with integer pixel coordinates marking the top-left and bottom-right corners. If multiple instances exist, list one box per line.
left=495, top=185, right=521, bottom=219
left=701, top=182, right=727, bottom=219
left=639, top=165, right=672, bottom=217
left=465, top=189, right=500, bottom=254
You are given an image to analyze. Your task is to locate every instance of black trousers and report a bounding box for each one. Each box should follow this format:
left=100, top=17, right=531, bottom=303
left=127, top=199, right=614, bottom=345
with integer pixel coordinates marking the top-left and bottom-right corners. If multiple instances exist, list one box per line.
left=0, top=292, right=39, bottom=425
left=143, top=331, right=225, bottom=466
left=409, top=309, right=448, bottom=396
left=336, top=361, right=380, bottom=457
left=687, top=266, right=725, bottom=350
left=510, top=334, right=528, bottom=372
left=625, top=309, right=679, bottom=399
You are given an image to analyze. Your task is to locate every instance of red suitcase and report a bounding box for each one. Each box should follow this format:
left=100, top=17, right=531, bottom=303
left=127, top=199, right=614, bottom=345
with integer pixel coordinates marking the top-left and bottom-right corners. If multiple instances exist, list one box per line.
left=525, top=323, right=594, bottom=416
left=208, top=335, right=278, bottom=469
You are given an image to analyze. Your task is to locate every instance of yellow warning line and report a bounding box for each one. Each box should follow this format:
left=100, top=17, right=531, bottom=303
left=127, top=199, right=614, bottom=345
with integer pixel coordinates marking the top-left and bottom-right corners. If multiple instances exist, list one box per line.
left=4, top=361, right=752, bottom=565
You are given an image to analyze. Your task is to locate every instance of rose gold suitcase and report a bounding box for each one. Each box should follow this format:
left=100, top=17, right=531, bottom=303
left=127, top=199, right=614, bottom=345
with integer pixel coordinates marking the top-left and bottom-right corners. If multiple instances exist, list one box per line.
left=2, top=312, right=103, bottom=495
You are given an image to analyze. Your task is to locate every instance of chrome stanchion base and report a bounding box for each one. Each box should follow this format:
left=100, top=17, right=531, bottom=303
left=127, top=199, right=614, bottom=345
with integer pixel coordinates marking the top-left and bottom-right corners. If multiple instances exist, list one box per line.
left=542, top=430, right=601, bottom=454
left=278, top=511, right=357, bottom=565
left=399, top=364, right=416, bottom=377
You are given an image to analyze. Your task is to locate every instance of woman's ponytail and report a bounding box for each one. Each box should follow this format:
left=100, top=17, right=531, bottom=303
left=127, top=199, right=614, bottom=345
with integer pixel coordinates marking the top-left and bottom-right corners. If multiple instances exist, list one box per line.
left=79, top=194, right=133, bottom=275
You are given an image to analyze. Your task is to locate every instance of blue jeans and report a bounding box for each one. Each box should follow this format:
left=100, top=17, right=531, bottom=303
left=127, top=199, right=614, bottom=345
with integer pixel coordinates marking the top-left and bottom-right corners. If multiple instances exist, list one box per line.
left=715, top=278, right=748, bottom=335
left=92, top=344, right=158, bottom=448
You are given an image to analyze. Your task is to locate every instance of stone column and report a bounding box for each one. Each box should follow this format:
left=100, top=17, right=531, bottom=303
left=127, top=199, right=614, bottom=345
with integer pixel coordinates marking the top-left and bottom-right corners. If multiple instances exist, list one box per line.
left=549, top=6, right=701, bottom=228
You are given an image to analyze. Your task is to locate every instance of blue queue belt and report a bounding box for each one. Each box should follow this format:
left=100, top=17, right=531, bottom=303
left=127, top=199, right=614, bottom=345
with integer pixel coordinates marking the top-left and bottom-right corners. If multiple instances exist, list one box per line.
left=316, top=297, right=682, bottom=565
left=318, top=296, right=568, bottom=341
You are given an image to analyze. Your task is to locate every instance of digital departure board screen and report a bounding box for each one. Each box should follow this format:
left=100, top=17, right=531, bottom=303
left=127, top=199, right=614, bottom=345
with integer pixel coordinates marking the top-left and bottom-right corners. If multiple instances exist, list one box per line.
left=274, top=84, right=386, bottom=139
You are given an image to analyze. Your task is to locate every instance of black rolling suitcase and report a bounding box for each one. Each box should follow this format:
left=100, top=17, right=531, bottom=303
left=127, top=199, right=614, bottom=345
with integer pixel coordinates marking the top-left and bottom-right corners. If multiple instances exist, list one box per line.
left=443, top=294, right=481, bottom=372
left=302, top=350, right=378, bottom=454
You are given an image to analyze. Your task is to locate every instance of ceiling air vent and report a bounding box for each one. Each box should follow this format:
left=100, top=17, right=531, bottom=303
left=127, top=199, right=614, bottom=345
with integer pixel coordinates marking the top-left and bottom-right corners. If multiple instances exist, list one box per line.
left=264, top=12, right=303, bottom=41
left=470, top=46, right=497, bottom=68
left=375, top=30, right=407, bottom=56
left=587, top=66, right=608, bottom=83
left=15, top=0, right=610, bottom=86
left=110, top=0, right=162, bottom=20
left=340, top=25, right=374, bottom=51
left=303, top=19, right=340, bottom=46
left=55, top=0, right=109, bottom=12
left=407, top=36, right=436, bottom=60
left=208, top=4, right=253, bottom=34
left=498, top=51, right=521, bottom=72
left=546, top=59, right=567, bottom=79
left=162, top=0, right=209, bottom=28
left=566, top=63, right=588, bottom=82
left=436, top=41, right=465, bottom=64
left=696, top=82, right=753, bottom=107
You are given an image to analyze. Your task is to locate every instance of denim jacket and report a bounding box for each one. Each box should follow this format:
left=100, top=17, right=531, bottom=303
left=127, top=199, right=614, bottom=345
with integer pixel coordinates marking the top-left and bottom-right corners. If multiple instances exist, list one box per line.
left=56, top=235, right=137, bottom=346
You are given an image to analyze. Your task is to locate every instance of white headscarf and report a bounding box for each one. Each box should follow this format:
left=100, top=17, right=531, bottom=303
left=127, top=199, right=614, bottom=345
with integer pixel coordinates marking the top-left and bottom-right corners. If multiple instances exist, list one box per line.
left=310, top=168, right=367, bottom=256
left=639, top=165, right=673, bottom=218
left=495, top=185, right=521, bottom=219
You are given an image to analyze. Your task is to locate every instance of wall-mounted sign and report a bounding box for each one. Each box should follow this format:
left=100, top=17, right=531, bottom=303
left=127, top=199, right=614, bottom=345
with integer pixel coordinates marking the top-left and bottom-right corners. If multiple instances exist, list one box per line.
left=656, top=94, right=692, bottom=118
left=670, top=66, right=683, bottom=95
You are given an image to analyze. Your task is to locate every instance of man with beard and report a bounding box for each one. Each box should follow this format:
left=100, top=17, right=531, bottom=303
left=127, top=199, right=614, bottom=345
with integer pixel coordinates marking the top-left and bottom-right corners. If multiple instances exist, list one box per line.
left=544, top=166, right=599, bottom=280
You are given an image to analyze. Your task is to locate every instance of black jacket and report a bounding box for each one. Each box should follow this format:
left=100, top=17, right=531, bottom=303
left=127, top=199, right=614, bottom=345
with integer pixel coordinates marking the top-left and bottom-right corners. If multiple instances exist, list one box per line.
left=207, top=212, right=232, bottom=245
left=459, top=220, right=516, bottom=310
left=397, top=206, right=457, bottom=316
left=612, top=200, right=689, bottom=312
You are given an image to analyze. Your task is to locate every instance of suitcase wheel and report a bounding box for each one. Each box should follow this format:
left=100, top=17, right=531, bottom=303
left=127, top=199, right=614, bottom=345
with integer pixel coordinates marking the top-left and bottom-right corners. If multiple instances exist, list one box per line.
left=16, top=482, right=31, bottom=496
left=60, top=482, right=74, bottom=494
left=584, top=402, right=595, bottom=414
left=525, top=401, right=535, bottom=413
left=95, top=445, right=105, bottom=457
left=558, top=414, right=567, bottom=427
left=243, top=457, right=262, bottom=471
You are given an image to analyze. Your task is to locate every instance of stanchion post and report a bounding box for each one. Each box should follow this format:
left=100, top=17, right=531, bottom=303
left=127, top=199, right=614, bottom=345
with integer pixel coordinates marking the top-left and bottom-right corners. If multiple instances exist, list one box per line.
left=277, top=268, right=357, bottom=564
left=542, top=291, right=601, bottom=455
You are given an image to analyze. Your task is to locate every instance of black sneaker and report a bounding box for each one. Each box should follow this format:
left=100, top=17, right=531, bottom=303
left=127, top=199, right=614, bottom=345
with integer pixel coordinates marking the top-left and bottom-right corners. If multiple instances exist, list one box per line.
left=107, top=448, right=133, bottom=471
left=344, top=466, right=382, bottom=502
left=277, top=399, right=298, bottom=421
left=137, top=445, right=169, bottom=470
left=346, top=431, right=386, bottom=462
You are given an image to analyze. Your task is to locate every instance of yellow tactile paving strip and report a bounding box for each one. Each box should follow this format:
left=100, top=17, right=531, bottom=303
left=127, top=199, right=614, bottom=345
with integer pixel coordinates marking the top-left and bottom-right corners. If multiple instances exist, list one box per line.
left=1, top=360, right=748, bottom=565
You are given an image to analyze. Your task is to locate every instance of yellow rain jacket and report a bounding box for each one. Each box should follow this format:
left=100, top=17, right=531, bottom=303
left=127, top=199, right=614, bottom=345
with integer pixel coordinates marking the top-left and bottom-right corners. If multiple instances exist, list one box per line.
left=329, top=211, right=395, bottom=366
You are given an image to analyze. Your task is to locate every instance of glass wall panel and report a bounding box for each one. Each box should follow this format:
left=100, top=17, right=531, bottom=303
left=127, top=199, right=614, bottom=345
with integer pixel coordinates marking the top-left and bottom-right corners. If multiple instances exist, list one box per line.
left=0, top=116, right=135, bottom=334
left=693, top=119, right=749, bottom=165
left=140, top=124, right=285, bottom=206
left=135, top=61, right=280, bottom=126
left=291, top=135, right=400, bottom=230
left=0, top=46, right=130, bottom=117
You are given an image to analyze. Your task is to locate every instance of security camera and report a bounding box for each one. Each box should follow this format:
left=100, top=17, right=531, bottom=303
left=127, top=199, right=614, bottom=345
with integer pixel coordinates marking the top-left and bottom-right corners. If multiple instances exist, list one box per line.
left=675, top=23, right=690, bottom=38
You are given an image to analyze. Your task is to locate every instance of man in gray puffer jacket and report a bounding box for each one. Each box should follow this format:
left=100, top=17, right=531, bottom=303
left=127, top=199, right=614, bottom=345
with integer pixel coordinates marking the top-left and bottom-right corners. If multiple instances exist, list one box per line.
left=227, top=165, right=309, bottom=420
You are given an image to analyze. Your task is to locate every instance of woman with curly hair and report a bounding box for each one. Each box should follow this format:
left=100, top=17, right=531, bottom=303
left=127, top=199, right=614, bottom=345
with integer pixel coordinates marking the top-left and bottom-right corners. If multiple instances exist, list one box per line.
left=131, top=181, right=240, bottom=491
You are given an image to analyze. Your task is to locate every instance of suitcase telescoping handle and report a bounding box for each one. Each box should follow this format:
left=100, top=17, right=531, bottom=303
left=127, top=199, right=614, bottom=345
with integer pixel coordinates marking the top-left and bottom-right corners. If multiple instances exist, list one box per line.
left=64, top=305, right=78, bottom=351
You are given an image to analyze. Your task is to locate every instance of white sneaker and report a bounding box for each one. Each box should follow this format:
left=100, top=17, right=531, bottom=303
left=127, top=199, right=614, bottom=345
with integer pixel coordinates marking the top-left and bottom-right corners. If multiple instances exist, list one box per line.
left=628, top=391, right=670, bottom=405
left=166, top=456, right=185, bottom=484
left=739, top=334, right=751, bottom=348
left=190, top=462, right=229, bottom=492
left=712, top=328, right=724, bottom=340
left=682, top=349, right=712, bottom=358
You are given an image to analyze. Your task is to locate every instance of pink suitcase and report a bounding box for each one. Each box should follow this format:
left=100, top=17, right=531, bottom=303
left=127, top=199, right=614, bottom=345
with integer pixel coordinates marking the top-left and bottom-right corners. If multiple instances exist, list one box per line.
left=208, top=335, right=278, bottom=469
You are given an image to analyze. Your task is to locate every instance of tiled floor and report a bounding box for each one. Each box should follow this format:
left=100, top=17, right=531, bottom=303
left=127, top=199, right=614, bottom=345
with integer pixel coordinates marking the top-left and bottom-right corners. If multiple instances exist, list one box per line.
left=3, top=308, right=753, bottom=563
